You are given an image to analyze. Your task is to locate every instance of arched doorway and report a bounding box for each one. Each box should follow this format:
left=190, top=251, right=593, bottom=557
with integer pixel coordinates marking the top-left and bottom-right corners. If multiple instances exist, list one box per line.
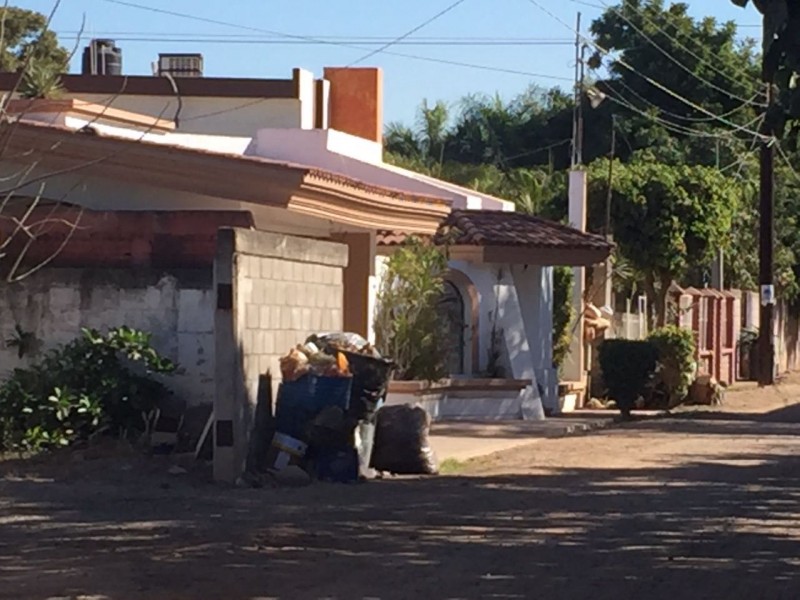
left=439, top=280, right=466, bottom=375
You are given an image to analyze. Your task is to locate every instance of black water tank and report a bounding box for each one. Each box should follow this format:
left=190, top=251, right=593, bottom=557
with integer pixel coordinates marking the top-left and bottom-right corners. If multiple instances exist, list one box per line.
left=81, top=39, right=122, bottom=76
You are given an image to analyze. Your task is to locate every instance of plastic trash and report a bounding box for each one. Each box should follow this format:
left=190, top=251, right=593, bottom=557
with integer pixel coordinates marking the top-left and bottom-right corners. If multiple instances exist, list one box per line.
left=370, top=405, right=438, bottom=475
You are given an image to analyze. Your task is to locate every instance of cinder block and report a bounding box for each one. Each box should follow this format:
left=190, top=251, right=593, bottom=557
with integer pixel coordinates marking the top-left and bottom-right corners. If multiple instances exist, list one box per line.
left=246, top=303, right=260, bottom=329
left=290, top=307, right=302, bottom=331
left=260, top=305, right=271, bottom=329
left=320, top=312, right=332, bottom=331
left=260, top=257, right=274, bottom=280
left=271, top=306, right=282, bottom=329
left=260, top=355, right=272, bottom=375
left=275, top=283, right=286, bottom=306
left=311, top=310, right=322, bottom=331
left=301, top=308, right=312, bottom=332
left=264, top=283, right=276, bottom=305
left=264, top=331, right=276, bottom=355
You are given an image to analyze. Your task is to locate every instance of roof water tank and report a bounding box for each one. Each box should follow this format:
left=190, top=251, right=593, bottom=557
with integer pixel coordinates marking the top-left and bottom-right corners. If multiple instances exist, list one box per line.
left=81, top=39, right=122, bottom=76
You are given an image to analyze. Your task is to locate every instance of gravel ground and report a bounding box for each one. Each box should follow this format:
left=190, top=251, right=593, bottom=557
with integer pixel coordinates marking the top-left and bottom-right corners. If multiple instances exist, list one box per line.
left=1, top=381, right=799, bottom=600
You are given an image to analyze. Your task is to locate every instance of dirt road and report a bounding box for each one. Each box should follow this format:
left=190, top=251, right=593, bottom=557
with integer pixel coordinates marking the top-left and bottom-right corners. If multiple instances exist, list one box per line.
left=2, top=386, right=799, bottom=600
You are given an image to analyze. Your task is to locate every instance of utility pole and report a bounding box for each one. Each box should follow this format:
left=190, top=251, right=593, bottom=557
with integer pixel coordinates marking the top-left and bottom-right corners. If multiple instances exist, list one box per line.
left=571, top=12, right=583, bottom=168
left=758, top=80, right=775, bottom=386
left=712, top=138, right=724, bottom=289
left=605, top=114, right=616, bottom=235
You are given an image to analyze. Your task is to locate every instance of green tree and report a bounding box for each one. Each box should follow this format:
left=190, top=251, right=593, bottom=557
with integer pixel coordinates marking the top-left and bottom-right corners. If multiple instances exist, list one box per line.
left=731, top=0, right=800, bottom=143
left=589, top=157, right=739, bottom=325
left=0, top=6, right=68, bottom=73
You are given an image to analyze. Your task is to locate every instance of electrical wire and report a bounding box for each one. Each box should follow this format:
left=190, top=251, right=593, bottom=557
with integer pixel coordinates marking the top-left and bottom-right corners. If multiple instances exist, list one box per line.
left=776, top=140, right=800, bottom=187
left=55, top=35, right=575, bottom=47
left=504, top=138, right=571, bottom=161
left=595, top=0, right=765, bottom=105
left=347, top=0, right=468, bottom=66
left=525, top=0, right=768, bottom=140
left=611, top=77, right=761, bottom=124
left=99, top=0, right=572, bottom=82
left=603, top=85, right=763, bottom=141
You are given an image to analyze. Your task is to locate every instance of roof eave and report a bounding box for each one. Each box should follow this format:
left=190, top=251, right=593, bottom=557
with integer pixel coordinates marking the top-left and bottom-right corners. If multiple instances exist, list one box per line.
left=449, top=244, right=613, bottom=266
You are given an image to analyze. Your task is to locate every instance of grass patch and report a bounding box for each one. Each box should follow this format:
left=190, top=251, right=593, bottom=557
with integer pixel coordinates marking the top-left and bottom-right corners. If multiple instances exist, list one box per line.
left=438, top=458, right=467, bottom=474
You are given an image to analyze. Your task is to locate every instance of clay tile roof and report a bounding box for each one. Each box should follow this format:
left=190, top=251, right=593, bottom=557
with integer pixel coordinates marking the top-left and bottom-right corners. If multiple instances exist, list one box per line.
left=434, top=209, right=614, bottom=251
left=376, top=230, right=415, bottom=247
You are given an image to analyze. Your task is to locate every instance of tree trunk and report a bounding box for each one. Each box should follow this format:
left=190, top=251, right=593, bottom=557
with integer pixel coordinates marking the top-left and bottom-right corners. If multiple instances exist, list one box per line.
left=643, top=273, right=659, bottom=330
left=644, top=272, right=672, bottom=329
left=657, top=272, right=673, bottom=328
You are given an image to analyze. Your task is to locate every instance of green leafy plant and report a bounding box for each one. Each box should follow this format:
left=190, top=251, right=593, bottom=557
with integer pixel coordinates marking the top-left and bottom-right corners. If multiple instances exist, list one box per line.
left=5, top=324, right=39, bottom=359
left=0, top=326, right=176, bottom=452
left=598, top=339, right=659, bottom=417
left=19, top=58, right=64, bottom=99
left=552, top=266, right=574, bottom=371
left=374, top=237, right=449, bottom=382
left=648, top=326, right=697, bottom=409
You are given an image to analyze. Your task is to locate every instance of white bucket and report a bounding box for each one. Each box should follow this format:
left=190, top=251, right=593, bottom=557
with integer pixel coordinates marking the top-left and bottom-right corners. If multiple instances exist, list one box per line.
left=269, top=432, right=308, bottom=471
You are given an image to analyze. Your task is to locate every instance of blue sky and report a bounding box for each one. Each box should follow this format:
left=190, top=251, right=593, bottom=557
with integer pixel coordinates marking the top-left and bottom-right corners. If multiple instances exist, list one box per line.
left=17, top=0, right=763, bottom=125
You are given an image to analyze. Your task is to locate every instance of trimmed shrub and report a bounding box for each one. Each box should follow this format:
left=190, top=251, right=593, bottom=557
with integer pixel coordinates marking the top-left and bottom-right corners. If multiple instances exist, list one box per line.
left=0, top=326, right=176, bottom=452
left=648, top=326, right=696, bottom=408
left=598, top=339, right=659, bottom=416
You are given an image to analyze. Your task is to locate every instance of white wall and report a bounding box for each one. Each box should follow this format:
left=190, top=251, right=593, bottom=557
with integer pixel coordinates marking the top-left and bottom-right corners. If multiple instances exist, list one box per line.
left=0, top=269, right=216, bottom=407
left=68, top=93, right=303, bottom=136
left=251, top=128, right=514, bottom=211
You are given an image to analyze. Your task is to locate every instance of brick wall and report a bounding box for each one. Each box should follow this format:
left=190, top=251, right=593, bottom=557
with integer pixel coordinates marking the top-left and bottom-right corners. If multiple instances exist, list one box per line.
left=213, top=228, right=348, bottom=482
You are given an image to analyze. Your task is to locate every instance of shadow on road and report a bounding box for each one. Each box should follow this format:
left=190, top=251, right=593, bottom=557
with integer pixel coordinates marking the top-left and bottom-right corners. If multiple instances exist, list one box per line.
left=1, top=409, right=799, bottom=599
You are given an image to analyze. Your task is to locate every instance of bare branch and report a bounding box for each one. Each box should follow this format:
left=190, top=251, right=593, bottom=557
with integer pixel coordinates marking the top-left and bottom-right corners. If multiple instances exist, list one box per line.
left=6, top=181, right=82, bottom=282
left=65, top=13, right=86, bottom=64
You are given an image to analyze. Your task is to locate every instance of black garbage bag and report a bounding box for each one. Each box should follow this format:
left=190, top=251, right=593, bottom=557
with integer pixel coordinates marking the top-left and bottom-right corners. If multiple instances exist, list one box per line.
left=370, top=405, right=438, bottom=475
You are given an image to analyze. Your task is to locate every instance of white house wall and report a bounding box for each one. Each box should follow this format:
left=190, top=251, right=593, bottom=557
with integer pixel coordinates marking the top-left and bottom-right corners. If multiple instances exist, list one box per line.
left=511, top=264, right=558, bottom=412
left=66, top=93, right=304, bottom=136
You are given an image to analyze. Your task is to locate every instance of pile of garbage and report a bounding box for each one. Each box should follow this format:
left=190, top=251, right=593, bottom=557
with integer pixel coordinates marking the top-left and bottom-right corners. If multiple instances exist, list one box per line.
left=266, top=332, right=395, bottom=483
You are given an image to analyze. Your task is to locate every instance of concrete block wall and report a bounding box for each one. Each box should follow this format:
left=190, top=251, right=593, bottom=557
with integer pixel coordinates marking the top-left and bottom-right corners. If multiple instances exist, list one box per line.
left=0, top=268, right=215, bottom=407
left=213, top=228, right=348, bottom=483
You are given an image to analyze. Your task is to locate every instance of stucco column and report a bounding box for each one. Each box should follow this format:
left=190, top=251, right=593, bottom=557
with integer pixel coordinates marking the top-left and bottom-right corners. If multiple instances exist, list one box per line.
left=511, top=264, right=556, bottom=412
left=562, top=170, right=587, bottom=386
left=333, top=231, right=375, bottom=338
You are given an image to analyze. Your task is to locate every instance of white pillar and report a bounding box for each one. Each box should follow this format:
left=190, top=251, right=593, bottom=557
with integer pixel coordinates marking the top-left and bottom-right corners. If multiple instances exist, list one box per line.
left=562, top=170, right=587, bottom=384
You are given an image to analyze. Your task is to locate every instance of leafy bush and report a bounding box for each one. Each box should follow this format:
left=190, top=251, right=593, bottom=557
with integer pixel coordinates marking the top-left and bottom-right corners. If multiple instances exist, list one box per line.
left=374, top=237, right=449, bottom=382
left=553, top=266, right=574, bottom=370
left=648, top=326, right=696, bottom=408
left=0, top=327, right=176, bottom=452
left=598, top=339, right=659, bottom=416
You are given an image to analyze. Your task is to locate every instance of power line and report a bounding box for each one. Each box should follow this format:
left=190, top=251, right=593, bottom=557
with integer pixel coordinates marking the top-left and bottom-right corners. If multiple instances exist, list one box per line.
left=564, top=0, right=761, bottom=30
left=347, top=0, right=469, bottom=66
left=58, top=31, right=574, bottom=42
left=611, top=78, right=761, bottom=124
left=595, top=0, right=765, bottom=104
left=602, top=82, right=764, bottom=142
left=56, top=35, right=575, bottom=47
left=99, top=0, right=572, bottom=82
left=504, top=138, right=571, bottom=161
left=603, top=89, right=735, bottom=139
left=525, top=0, right=767, bottom=140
